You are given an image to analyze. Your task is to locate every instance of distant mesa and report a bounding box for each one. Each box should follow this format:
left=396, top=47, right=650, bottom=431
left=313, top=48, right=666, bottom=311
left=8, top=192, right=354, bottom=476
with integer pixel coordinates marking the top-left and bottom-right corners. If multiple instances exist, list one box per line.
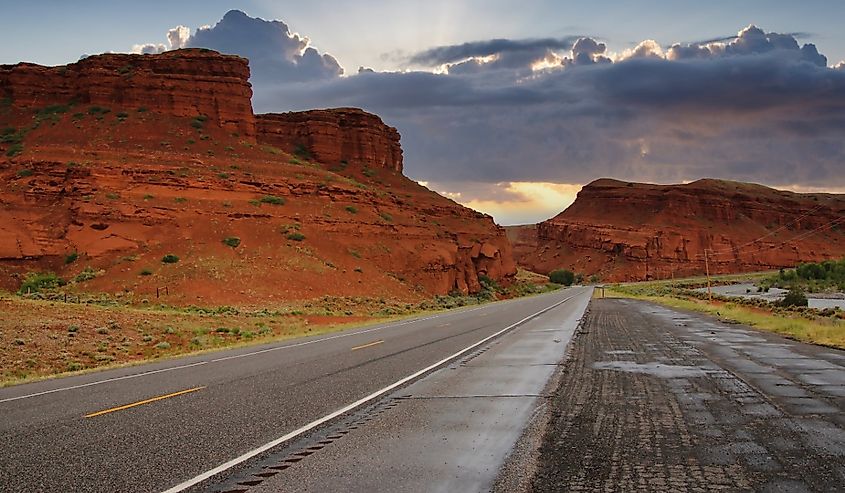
left=507, top=178, right=845, bottom=282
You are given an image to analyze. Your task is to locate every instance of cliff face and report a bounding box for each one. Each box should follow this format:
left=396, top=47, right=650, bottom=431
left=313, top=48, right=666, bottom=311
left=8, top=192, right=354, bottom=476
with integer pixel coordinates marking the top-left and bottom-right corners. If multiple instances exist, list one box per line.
left=513, top=179, right=845, bottom=282
left=257, top=109, right=403, bottom=173
left=0, top=50, right=514, bottom=304
left=0, top=49, right=255, bottom=138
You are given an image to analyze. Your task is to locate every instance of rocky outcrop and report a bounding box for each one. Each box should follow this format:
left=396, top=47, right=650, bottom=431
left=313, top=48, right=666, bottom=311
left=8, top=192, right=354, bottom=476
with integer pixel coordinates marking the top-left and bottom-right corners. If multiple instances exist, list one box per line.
left=0, top=49, right=255, bottom=137
left=257, top=109, right=403, bottom=172
left=514, top=179, right=845, bottom=282
left=0, top=49, right=514, bottom=303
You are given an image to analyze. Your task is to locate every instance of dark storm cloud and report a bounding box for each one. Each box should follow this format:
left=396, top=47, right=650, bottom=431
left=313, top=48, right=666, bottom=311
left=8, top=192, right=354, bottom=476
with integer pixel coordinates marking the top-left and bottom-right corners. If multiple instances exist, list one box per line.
left=137, top=16, right=845, bottom=191
left=407, top=37, right=581, bottom=66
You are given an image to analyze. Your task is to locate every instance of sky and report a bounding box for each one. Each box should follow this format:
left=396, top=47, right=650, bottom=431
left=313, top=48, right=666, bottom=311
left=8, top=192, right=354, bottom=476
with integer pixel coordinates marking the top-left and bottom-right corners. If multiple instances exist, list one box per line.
left=2, top=1, right=845, bottom=225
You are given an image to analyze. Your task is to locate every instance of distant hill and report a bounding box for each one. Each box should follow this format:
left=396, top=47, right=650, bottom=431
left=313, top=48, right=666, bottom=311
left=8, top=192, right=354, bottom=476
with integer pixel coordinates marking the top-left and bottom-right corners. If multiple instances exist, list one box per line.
left=506, top=178, right=845, bottom=282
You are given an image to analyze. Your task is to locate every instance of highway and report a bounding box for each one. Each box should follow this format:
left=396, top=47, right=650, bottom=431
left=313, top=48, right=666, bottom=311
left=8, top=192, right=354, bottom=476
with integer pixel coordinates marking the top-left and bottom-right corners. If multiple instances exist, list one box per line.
left=0, top=286, right=591, bottom=492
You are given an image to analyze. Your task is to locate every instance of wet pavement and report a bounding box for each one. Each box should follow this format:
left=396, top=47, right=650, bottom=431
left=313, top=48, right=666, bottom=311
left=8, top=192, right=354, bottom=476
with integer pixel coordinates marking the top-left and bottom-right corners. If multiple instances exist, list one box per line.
left=207, top=288, right=593, bottom=493
left=532, top=298, right=845, bottom=492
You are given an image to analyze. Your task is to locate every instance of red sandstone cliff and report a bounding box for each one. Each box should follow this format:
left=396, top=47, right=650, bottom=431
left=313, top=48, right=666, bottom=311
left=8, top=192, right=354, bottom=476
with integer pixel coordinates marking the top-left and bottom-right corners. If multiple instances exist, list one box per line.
left=257, top=109, right=403, bottom=173
left=0, top=50, right=515, bottom=304
left=510, top=178, right=845, bottom=282
left=0, top=49, right=255, bottom=138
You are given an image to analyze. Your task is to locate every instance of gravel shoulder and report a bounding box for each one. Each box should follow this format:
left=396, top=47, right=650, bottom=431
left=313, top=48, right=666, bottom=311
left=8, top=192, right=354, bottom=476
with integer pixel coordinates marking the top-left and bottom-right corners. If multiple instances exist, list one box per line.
left=531, top=297, right=845, bottom=492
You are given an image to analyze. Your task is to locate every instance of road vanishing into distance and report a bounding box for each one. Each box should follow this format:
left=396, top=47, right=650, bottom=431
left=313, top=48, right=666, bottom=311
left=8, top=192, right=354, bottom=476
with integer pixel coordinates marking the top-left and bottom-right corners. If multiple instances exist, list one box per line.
left=0, top=287, right=592, bottom=492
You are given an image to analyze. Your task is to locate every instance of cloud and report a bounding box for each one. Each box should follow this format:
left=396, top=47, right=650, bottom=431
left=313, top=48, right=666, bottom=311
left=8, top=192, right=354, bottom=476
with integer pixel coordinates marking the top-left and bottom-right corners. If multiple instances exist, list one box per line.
left=132, top=10, right=342, bottom=85
left=666, top=25, right=827, bottom=66
left=134, top=15, right=845, bottom=223
left=408, top=37, right=581, bottom=66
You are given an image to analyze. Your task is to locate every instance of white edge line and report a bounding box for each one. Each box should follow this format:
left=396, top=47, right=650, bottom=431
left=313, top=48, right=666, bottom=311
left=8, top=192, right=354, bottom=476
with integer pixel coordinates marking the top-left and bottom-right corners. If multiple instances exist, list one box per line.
left=160, top=293, right=577, bottom=493
left=0, top=362, right=209, bottom=404
left=0, top=301, right=498, bottom=403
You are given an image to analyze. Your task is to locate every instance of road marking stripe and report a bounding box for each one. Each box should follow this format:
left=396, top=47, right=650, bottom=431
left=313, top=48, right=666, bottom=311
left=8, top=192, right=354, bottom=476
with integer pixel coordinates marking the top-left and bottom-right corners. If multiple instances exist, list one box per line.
left=0, top=310, right=472, bottom=403
left=0, top=362, right=209, bottom=405
left=84, top=387, right=206, bottom=418
left=0, top=291, right=554, bottom=404
left=160, top=292, right=578, bottom=493
left=350, top=340, right=384, bottom=351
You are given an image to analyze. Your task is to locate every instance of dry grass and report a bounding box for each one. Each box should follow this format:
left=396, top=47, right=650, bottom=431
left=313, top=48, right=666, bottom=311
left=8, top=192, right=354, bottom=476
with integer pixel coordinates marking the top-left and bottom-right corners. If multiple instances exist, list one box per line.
left=607, top=287, right=845, bottom=349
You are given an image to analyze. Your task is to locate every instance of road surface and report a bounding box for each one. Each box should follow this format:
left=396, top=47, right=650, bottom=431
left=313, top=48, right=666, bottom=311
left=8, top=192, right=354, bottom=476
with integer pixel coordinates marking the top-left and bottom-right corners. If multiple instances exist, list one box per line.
left=532, top=298, right=845, bottom=492
left=0, top=286, right=590, bottom=492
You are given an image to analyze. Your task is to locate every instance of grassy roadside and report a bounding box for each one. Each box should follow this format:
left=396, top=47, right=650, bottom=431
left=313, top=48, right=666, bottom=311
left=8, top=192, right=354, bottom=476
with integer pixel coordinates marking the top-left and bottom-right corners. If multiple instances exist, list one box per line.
left=607, top=286, right=845, bottom=349
left=0, top=277, right=560, bottom=387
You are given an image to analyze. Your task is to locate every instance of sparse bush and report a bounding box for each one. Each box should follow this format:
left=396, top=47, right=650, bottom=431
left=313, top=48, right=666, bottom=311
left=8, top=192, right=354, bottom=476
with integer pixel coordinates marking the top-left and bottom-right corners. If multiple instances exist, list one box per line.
left=362, top=168, right=376, bottom=178
left=155, top=341, right=171, bottom=350
left=174, top=197, right=187, bottom=203
left=780, top=287, right=808, bottom=307
left=345, top=205, right=358, bottom=214
left=67, top=362, right=84, bottom=372
left=259, top=195, right=286, bottom=205
left=161, top=254, right=180, bottom=264
left=286, top=232, right=306, bottom=242
left=65, top=252, right=79, bottom=264
left=293, top=144, right=312, bottom=160
left=549, top=269, right=576, bottom=286
left=18, top=272, right=65, bottom=294
left=139, top=268, right=153, bottom=276
left=16, top=168, right=32, bottom=177
left=106, top=192, right=120, bottom=200
left=73, top=267, right=98, bottom=283
left=379, top=212, right=393, bottom=222
left=222, top=237, right=241, bottom=248
left=6, top=143, right=23, bottom=157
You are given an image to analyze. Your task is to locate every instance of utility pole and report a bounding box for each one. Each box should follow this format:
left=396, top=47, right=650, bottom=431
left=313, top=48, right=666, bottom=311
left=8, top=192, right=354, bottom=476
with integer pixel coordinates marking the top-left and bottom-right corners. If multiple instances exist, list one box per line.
left=704, top=248, right=712, bottom=301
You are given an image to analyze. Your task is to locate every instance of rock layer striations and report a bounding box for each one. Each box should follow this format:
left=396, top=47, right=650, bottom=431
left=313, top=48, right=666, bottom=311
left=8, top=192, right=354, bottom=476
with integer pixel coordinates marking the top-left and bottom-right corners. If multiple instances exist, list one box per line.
left=0, top=50, right=514, bottom=303
left=509, top=179, right=845, bottom=281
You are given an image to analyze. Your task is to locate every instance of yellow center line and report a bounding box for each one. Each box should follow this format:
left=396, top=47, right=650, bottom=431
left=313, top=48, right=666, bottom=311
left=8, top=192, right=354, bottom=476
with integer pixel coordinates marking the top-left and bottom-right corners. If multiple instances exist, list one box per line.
left=84, top=386, right=206, bottom=418
left=351, top=340, right=384, bottom=351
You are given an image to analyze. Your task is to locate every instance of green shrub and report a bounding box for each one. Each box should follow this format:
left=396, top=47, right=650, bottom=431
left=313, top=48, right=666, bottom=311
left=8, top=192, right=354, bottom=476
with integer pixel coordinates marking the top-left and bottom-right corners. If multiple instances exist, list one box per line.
left=139, top=268, right=153, bottom=276
left=16, top=168, right=33, bottom=177
left=18, top=272, right=65, bottom=294
left=222, top=237, right=241, bottom=248
left=161, top=254, right=180, bottom=264
left=345, top=205, right=358, bottom=214
left=88, top=106, right=110, bottom=115
left=259, top=195, right=286, bottom=205
left=6, top=143, right=23, bottom=157
left=780, top=287, right=808, bottom=307
left=286, top=232, right=306, bottom=242
left=293, top=144, right=312, bottom=160
left=73, top=267, right=98, bottom=283
left=155, top=341, right=171, bottom=350
left=379, top=212, right=393, bottom=222
left=549, top=269, right=576, bottom=286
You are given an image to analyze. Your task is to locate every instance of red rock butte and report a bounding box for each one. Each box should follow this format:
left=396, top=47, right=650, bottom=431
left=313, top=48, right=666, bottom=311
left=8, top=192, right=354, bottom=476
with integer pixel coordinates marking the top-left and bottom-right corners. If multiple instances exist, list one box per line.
left=0, top=49, right=516, bottom=305
left=508, top=178, right=845, bottom=282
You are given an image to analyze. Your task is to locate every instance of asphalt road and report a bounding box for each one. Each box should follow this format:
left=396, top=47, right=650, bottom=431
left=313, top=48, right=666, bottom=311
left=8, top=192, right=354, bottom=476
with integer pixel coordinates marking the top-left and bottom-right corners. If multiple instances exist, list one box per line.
left=533, top=298, right=845, bottom=492
left=0, top=286, right=587, bottom=493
